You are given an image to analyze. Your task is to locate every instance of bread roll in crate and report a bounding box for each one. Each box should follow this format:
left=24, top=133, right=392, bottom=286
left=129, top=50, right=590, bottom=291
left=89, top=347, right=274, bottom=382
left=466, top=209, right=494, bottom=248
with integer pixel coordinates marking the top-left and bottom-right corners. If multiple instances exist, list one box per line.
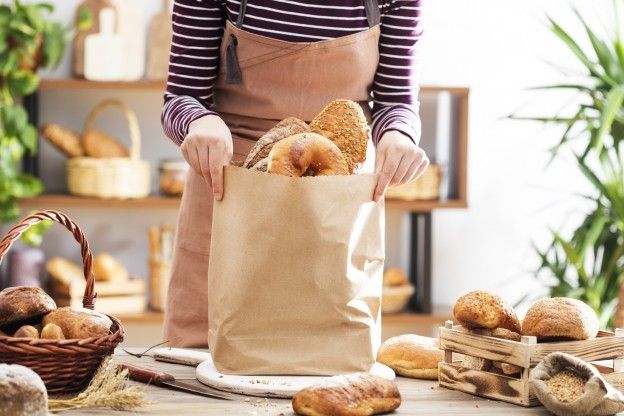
left=438, top=320, right=624, bottom=407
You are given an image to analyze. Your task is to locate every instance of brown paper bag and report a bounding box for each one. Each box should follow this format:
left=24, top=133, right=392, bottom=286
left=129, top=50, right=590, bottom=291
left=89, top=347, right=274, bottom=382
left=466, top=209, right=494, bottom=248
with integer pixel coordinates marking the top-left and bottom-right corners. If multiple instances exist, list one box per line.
left=208, top=166, right=384, bottom=375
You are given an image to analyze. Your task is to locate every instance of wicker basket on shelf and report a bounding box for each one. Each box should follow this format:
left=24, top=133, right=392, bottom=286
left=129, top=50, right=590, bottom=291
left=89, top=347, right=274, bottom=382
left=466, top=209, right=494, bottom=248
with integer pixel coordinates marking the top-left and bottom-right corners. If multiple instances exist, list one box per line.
left=385, top=164, right=442, bottom=201
left=0, top=211, right=125, bottom=394
left=67, top=99, right=150, bottom=199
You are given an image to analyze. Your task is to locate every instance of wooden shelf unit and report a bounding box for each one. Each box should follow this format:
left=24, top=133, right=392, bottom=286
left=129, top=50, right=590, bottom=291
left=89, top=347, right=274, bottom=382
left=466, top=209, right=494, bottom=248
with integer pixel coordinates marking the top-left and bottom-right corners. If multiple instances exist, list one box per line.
left=19, top=194, right=466, bottom=212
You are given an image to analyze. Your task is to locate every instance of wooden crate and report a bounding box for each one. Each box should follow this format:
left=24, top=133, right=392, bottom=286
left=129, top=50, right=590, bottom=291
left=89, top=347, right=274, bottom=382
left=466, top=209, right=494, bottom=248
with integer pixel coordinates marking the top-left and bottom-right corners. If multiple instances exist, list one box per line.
left=438, top=320, right=624, bottom=407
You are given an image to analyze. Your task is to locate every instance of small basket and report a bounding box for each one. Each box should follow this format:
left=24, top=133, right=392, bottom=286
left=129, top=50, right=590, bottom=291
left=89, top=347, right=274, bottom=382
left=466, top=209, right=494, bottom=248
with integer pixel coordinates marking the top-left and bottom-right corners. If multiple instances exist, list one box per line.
left=67, top=99, right=150, bottom=199
left=381, top=285, right=415, bottom=314
left=0, top=211, right=125, bottom=394
left=385, top=164, right=442, bottom=200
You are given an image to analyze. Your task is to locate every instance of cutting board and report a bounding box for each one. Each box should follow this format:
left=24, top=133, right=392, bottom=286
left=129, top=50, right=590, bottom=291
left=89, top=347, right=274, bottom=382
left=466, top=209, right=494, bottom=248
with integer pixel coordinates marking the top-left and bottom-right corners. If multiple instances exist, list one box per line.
left=152, top=348, right=395, bottom=399
left=146, top=0, right=172, bottom=80
left=84, top=8, right=124, bottom=81
left=72, top=0, right=114, bottom=78
left=111, top=0, right=145, bottom=80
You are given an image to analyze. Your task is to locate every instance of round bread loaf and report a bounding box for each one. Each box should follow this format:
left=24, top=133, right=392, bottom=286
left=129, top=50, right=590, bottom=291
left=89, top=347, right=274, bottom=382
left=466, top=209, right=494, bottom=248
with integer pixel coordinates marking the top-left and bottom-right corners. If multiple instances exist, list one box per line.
left=243, top=117, right=310, bottom=169
left=310, top=99, right=369, bottom=174
left=453, top=290, right=521, bottom=333
left=0, top=364, right=48, bottom=416
left=42, top=307, right=112, bottom=339
left=40, top=323, right=65, bottom=340
left=376, top=334, right=444, bottom=380
left=383, top=268, right=408, bottom=287
left=0, top=287, right=56, bottom=328
left=13, top=325, right=39, bottom=339
left=522, top=297, right=599, bottom=340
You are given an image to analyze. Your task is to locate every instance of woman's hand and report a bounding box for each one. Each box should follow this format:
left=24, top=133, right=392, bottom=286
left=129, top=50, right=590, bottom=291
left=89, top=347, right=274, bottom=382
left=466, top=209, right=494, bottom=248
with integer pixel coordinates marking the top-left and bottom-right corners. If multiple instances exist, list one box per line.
left=373, top=130, right=429, bottom=202
left=181, top=114, right=233, bottom=201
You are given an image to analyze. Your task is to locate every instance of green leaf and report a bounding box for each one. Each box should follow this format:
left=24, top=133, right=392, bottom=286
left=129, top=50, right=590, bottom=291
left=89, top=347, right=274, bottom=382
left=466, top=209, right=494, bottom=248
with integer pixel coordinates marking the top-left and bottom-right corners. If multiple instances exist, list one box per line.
left=23, top=4, right=44, bottom=31
left=20, top=218, right=51, bottom=247
left=19, top=124, right=37, bottom=154
left=77, top=5, right=93, bottom=32
left=6, top=70, right=39, bottom=97
left=11, top=173, right=43, bottom=198
left=553, top=231, right=590, bottom=284
left=590, top=87, right=624, bottom=154
left=41, top=21, right=64, bottom=68
left=0, top=198, right=19, bottom=223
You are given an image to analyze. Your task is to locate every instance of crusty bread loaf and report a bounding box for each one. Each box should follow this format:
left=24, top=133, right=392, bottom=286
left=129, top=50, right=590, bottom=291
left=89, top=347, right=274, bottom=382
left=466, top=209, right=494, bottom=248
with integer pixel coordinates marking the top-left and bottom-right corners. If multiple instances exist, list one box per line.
left=46, top=257, right=84, bottom=286
left=491, top=327, right=522, bottom=342
left=383, top=268, right=408, bottom=287
left=42, top=307, right=112, bottom=339
left=82, top=129, right=129, bottom=158
left=492, top=361, right=522, bottom=375
left=522, top=297, right=599, bottom=340
left=0, top=287, right=56, bottom=328
left=0, top=364, right=48, bottom=416
left=292, top=373, right=401, bottom=416
left=453, top=290, right=521, bottom=333
left=462, top=355, right=491, bottom=371
left=310, top=99, right=369, bottom=174
left=41, top=123, right=84, bottom=157
left=93, top=253, right=128, bottom=281
left=244, top=117, right=310, bottom=169
left=376, top=334, right=443, bottom=380
left=40, top=323, right=65, bottom=340
left=13, top=325, right=39, bottom=339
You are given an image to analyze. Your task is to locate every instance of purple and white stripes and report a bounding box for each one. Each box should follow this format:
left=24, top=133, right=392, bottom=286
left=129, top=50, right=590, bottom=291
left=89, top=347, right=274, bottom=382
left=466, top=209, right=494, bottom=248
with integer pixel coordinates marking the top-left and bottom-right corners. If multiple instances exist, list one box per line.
left=162, top=0, right=423, bottom=146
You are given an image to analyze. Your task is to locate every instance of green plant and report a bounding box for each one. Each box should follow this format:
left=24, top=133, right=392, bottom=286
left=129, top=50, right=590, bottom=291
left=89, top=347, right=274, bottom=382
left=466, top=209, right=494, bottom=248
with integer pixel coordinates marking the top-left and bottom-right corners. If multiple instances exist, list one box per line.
left=512, top=1, right=624, bottom=328
left=0, top=1, right=91, bottom=224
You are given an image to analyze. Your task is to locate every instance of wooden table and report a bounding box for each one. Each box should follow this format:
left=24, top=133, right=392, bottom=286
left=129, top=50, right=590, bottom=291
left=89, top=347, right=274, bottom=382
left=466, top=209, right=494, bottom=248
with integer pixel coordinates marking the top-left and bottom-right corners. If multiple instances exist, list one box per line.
left=62, top=348, right=551, bottom=415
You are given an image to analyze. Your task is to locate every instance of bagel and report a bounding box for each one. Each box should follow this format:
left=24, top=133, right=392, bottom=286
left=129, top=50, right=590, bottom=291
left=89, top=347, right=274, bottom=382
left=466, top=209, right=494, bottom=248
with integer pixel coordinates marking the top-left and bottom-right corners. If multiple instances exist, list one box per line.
left=243, top=117, right=310, bottom=169
left=310, top=99, right=369, bottom=174
left=267, top=133, right=349, bottom=177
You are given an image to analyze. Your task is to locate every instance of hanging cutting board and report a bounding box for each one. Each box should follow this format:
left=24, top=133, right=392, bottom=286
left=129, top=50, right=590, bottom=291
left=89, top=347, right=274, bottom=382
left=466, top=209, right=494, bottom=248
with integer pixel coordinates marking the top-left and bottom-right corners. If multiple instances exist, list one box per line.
left=146, top=0, right=173, bottom=80
left=110, top=0, right=145, bottom=80
left=72, top=0, right=114, bottom=78
left=84, top=8, right=124, bottom=81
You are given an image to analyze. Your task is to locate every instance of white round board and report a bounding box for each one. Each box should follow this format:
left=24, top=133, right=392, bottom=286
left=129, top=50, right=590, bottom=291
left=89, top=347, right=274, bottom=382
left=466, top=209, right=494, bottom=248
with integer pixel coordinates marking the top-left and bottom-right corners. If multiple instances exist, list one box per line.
left=196, top=356, right=395, bottom=398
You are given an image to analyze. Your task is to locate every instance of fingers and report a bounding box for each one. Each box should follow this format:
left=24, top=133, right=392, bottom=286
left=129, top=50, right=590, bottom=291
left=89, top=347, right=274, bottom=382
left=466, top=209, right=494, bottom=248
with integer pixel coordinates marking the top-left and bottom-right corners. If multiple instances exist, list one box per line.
left=390, top=153, right=411, bottom=186
left=208, top=140, right=225, bottom=200
left=197, top=144, right=212, bottom=186
left=399, top=152, right=428, bottom=185
left=374, top=152, right=400, bottom=202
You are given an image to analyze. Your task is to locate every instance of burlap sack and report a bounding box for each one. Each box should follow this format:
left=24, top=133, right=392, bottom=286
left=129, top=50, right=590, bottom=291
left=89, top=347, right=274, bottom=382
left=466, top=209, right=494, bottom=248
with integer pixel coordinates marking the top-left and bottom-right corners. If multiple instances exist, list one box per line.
left=531, top=352, right=624, bottom=416
left=207, top=166, right=384, bottom=375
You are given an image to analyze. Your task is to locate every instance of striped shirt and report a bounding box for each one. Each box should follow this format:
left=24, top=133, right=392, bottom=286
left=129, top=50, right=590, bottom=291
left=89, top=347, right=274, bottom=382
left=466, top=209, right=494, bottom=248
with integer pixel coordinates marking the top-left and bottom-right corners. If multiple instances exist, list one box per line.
left=161, top=0, right=422, bottom=146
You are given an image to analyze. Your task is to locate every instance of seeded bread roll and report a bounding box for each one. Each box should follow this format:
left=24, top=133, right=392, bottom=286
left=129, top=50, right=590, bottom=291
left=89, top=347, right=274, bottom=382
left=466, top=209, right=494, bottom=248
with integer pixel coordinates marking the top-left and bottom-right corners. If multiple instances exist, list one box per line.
left=376, top=334, right=444, bottom=380
left=42, top=307, right=112, bottom=339
left=453, top=290, right=521, bottom=333
left=0, top=287, right=56, bottom=328
left=522, top=297, right=599, bottom=340
left=292, top=373, right=401, bottom=416
left=0, top=364, right=48, bottom=416
left=243, top=117, right=310, bottom=169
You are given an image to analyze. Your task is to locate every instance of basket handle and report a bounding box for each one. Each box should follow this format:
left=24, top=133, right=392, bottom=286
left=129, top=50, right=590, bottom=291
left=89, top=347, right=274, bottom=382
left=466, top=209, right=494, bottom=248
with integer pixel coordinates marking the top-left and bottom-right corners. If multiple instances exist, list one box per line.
left=83, top=99, right=141, bottom=160
left=0, top=211, right=97, bottom=309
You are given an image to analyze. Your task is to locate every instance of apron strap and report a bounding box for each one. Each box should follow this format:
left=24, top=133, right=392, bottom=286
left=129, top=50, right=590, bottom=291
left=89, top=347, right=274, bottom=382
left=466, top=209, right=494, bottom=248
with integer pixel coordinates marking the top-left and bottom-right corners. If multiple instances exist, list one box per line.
left=364, top=0, right=380, bottom=27
left=235, top=0, right=248, bottom=28
left=226, top=0, right=248, bottom=84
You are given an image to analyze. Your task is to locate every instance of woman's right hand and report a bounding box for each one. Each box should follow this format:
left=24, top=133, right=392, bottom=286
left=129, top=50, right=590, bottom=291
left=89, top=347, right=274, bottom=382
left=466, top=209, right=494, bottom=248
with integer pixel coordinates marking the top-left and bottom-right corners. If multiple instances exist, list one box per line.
left=181, top=114, right=233, bottom=201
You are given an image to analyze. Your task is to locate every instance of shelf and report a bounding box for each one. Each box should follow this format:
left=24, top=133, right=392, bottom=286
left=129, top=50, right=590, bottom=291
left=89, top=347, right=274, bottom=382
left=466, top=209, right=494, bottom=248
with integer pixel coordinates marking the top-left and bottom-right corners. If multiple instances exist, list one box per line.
left=19, top=194, right=466, bottom=212
left=38, top=79, right=469, bottom=96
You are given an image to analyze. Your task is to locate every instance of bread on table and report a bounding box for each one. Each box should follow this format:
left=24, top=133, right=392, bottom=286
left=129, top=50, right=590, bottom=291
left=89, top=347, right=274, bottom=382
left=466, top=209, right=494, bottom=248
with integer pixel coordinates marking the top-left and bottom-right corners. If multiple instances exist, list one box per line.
left=376, top=334, right=443, bottom=380
left=0, top=364, right=48, bottom=416
left=310, top=99, right=369, bottom=174
left=244, top=117, right=310, bottom=169
left=82, top=128, right=129, bottom=158
left=383, top=268, right=408, bottom=287
left=13, top=325, right=39, bottom=339
left=41, top=123, right=84, bottom=157
left=522, top=297, right=599, bottom=340
left=292, top=373, right=401, bottom=416
left=93, top=253, right=128, bottom=281
left=0, top=287, right=56, bottom=328
left=42, top=307, right=112, bottom=339
left=453, top=290, right=521, bottom=333
left=40, top=323, right=65, bottom=340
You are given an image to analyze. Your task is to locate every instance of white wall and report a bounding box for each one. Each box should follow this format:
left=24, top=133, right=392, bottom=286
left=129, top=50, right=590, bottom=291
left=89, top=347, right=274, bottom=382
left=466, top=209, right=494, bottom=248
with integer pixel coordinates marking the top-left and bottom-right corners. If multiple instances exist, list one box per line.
left=8, top=0, right=609, bottom=309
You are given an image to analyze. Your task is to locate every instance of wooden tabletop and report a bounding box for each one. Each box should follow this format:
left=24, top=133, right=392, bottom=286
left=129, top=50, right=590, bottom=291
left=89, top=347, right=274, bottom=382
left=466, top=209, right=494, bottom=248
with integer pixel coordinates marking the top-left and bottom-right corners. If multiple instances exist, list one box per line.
left=60, top=348, right=551, bottom=415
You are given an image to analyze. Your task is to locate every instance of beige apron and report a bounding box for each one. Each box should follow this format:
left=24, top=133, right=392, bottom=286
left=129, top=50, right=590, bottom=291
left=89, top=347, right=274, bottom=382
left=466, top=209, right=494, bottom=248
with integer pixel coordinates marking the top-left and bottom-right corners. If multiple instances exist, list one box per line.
left=164, top=0, right=381, bottom=347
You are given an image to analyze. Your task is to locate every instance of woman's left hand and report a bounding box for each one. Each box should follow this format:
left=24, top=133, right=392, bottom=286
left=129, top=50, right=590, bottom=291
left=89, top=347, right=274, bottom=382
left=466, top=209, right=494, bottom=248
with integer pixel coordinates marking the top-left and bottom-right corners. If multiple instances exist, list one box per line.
left=374, top=130, right=429, bottom=202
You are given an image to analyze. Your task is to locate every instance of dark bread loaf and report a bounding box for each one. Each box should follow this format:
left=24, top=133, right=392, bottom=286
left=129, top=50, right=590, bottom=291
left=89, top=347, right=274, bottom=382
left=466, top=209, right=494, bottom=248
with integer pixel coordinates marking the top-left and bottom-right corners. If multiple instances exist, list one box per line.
left=0, top=287, right=56, bottom=328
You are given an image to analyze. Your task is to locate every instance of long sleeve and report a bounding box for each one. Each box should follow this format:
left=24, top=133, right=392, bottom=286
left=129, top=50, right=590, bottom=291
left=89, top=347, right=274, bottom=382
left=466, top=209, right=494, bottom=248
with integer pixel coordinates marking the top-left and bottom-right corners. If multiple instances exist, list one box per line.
left=372, top=0, right=423, bottom=145
left=161, top=0, right=225, bottom=146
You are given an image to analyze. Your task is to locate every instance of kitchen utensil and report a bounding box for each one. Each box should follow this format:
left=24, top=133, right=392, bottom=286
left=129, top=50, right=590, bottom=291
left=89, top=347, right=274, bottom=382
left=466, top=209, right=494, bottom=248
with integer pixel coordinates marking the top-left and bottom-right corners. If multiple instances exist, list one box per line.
left=146, top=0, right=173, bottom=80
left=151, top=348, right=395, bottom=399
left=121, top=363, right=235, bottom=400
left=111, top=0, right=145, bottom=80
left=72, top=0, right=114, bottom=78
left=84, top=8, right=123, bottom=81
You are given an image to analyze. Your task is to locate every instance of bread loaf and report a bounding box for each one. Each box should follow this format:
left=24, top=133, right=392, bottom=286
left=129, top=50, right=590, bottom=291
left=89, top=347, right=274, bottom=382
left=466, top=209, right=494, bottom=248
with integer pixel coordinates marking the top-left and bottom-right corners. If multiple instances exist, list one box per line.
left=93, top=253, right=128, bottom=281
left=82, top=129, right=129, bottom=158
left=42, top=307, right=112, bottom=339
left=244, top=117, right=310, bottom=169
left=46, top=257, right=84, bottom=286
left=41, top=123, right=84, bottom=157
left=0, top=287, right=56, bottom=328
left=492, top=361, right=522, bottom=375
left=40, top=323, right=65, bottom=340
left=376, top=334, right=443, bottom=380
left=453, top=290, right=521, bottom=333
left=462, top=355, right=492, bottom=371
left=310, top=99, right=369, bottom=174
left=0, top=364, right=48, bottom=416
left=522, top=297, right=599, bottom=340
left=383, top=268, right=408, bottom=287
left=292, top=373, right=401, bottom=416
left=13, top=325, right=39, bottom=339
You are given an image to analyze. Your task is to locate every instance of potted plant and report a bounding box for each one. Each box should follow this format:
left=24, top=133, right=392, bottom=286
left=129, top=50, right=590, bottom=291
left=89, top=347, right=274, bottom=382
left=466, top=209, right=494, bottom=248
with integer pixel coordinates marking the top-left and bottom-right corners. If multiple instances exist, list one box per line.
left=0, top=1, right=91, bottom=287
left=513, top=2, right=624, bottom=328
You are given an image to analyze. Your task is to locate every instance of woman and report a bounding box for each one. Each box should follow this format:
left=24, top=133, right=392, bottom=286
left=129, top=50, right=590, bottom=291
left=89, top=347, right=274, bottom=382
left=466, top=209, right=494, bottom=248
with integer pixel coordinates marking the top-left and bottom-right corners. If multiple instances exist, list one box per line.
left=162, top=0, right=428, bottom=347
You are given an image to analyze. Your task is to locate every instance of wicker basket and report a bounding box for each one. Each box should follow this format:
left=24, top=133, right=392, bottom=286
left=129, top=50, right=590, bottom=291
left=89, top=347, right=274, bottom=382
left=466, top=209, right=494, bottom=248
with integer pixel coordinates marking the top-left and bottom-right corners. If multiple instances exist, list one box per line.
left=385, top=164, right=442, bottom=200
left=67, top=99, right=150, bottom=199
left=0, top=211, right=125, bottom=394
